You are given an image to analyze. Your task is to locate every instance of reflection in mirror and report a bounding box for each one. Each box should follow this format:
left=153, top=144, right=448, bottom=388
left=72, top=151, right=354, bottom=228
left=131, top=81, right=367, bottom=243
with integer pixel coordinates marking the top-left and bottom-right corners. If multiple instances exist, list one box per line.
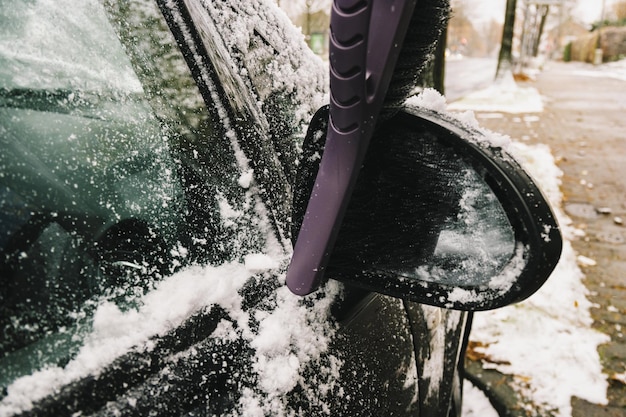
left=416, top=166, right=517, bottom=289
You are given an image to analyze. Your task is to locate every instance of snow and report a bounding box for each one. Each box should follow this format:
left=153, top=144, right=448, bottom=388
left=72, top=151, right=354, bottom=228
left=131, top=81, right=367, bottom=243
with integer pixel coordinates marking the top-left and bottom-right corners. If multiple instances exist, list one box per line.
left=436, top=79, right=610, bottom=416
left=462, top=382, right=500, bottom=417
left=1, top=5, right=330, bottom=404
left=200, top=0, right=327, bottom=138
left=406, top=89, right=513, bottom=149
left=470, top=236, right=609, bottom=416
left=448, top=71, right=544, bottom=114
left=244, top=253, right=279, bottom=272
left=0, top=258, right=342, bottom=416
left=0, top=0, right=143, bottom=93
left=408, top=87, right=449, bottom=113
left=0, top=81, right=596, bottom=417
left=250, top=284, right=339, bottom=398
left=571, top=59, right=626, bottom=82
left=238, top=169, right=255, bottom=189
left=1, top=0, right=614, bottom=414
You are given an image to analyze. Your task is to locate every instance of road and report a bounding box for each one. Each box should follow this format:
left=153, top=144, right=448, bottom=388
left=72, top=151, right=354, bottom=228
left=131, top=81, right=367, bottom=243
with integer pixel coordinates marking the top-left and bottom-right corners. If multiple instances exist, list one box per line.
left=468, top=61, right=626, bottom=417
left=541, top=63, right=626, bottom=417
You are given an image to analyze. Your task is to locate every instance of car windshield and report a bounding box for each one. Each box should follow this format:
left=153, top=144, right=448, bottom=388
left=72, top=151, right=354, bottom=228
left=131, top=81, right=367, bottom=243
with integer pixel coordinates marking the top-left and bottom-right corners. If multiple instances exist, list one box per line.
left=0, top=0, right=266, bottom=391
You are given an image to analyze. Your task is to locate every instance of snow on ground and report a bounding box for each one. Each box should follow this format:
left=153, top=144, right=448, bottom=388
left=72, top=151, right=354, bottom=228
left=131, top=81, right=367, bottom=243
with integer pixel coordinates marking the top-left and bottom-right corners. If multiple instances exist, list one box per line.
left=463, top=382, right=500, bottom=417
left=571, top=59, right=626, bottom=82
left=447, top=71, right=544, bottom=113
left=439, top=75, right=610, bottom=416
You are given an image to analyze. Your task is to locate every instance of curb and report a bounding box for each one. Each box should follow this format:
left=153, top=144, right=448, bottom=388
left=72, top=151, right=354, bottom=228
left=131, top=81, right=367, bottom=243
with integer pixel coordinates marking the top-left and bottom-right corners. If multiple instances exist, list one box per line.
left=464, top=358, right=557, bottom=417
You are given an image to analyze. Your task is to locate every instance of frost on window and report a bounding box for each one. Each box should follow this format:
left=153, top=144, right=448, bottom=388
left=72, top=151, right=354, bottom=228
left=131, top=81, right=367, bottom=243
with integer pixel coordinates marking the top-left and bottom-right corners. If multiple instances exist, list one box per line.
left=0, top=0, right=142, bottom=93
left=415, top=167, right=516, bottom=289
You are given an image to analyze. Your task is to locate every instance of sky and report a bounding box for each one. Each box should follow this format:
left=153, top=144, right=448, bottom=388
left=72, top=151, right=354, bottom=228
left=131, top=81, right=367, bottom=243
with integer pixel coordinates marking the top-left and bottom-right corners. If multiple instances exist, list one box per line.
left=573, top=0, right=617, bottom=23
left=462, top=0, right=615, bottom=25
left=279, top=0, right=614, bottom=27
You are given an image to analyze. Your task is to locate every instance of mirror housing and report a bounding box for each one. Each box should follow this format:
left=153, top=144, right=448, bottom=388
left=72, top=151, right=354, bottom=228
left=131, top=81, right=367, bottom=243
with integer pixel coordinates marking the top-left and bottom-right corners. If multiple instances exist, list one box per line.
left=292, top=106, right=562, bottom=311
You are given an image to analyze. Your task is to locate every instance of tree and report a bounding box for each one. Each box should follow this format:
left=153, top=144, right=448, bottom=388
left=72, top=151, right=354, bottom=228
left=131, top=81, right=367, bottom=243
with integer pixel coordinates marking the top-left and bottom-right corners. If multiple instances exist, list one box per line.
left=417, top=24, right=448, bottom=95
left=495, top=0, right=517, bottom=80
left=278, top=0, right=331, bottom=38
left=616, top=1, right=626, bottom=19
left=532, top=5, right=550, bottom=57
left=518, top=3, right=550, bottom=67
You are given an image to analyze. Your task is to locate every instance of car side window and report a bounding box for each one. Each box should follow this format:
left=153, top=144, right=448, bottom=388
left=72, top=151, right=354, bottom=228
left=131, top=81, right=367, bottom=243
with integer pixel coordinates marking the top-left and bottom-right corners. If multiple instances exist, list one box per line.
left=0, top=0, right=266, bottom=392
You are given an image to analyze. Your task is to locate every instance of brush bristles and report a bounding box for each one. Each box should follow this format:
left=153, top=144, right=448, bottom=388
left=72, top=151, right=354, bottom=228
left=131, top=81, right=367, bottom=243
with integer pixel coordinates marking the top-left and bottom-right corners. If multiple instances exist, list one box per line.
left=291, top=109, right=465, bottom=280
left=329, top=122, right=463, bottom=273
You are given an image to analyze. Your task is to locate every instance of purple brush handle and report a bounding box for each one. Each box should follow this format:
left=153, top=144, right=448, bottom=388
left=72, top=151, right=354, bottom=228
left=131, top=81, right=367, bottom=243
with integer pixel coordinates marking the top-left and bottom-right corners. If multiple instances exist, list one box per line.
left=287, top=0, right=417, bottom=295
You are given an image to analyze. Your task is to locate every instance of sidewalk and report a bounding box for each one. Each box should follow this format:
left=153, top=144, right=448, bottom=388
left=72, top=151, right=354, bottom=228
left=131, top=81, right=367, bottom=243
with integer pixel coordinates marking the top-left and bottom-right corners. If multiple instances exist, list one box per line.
left=461, top=61, right=626, bottom=417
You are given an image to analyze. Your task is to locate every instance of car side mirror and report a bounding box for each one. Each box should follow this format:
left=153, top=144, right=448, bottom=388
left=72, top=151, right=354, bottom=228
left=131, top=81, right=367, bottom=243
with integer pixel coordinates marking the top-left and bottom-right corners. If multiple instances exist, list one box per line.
left=292, top=106, right=562, bottom=311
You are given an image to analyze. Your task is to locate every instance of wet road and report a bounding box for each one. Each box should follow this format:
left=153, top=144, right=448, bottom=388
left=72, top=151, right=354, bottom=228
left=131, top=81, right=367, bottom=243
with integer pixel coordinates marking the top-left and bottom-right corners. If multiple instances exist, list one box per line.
left=543, top=62, right=626, bottom=417
left=469, top=61, right=626, bottom=417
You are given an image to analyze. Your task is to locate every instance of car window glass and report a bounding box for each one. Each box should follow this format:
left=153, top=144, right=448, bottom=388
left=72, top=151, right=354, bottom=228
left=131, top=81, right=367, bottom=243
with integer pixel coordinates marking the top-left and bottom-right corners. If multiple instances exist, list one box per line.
left=0, top=0, right=265, bottom=392
left=0, top=0, right=142, bottom=93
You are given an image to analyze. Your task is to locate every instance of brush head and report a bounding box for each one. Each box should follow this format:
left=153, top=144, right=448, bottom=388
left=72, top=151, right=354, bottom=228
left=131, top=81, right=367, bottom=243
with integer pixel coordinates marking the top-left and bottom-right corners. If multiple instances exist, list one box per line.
left=292, top=106, right=463, bottom=280
left=331, top=124, right=463, bottom=272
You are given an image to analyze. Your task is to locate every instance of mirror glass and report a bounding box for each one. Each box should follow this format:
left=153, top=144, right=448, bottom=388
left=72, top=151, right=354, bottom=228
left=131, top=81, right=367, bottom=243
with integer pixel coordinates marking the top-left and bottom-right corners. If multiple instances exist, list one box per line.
left=327, top=124, right=522, bottom=294
left=413, top=165, right=517, bottom=288
left=294, top=107, right=561, bottom=310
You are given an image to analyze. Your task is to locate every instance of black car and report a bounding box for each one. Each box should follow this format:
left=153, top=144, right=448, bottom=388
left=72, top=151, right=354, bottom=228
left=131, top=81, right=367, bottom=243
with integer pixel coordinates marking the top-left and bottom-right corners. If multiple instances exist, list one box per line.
left=0, top=0, right=561, bottom=416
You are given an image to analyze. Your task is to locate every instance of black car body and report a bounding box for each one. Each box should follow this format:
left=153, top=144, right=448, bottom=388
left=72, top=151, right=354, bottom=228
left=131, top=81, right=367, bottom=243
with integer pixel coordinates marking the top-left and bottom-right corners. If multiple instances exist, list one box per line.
left=0, top=0, right=469, bottom=416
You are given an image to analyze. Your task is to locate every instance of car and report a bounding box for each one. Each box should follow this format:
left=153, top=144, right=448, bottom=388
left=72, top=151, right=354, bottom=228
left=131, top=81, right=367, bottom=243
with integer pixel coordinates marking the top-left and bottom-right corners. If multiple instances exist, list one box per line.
left=0, top=0, right=561, bottom=416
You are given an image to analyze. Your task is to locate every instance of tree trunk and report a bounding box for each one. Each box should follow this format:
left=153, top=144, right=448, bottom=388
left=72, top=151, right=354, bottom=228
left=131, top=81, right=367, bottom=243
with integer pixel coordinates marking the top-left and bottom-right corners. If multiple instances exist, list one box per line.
left=432, top=24, right=447, bottom=94
left=495, top=0, right=517, bottom=80
left=417, top=24, right=447, bottom=95
left=532, top=5, right=550, bottom=57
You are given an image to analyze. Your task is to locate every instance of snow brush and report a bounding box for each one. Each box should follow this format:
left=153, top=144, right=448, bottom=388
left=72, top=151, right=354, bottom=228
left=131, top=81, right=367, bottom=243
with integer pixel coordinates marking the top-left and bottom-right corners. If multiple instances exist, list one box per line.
left=286, top=0, right=418, bottom=295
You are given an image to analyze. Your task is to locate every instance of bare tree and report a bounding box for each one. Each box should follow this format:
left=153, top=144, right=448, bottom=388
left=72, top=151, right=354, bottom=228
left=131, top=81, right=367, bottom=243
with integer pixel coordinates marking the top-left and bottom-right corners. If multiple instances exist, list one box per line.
left=495, top=0, right=517, bottom=80
left=518, top=3, right=550, bottom=67
left=612, top=0, right=626, bottom=20
left=532, top=5, right=550, bottom=57
left=278, top=0, right=331, bottom=37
